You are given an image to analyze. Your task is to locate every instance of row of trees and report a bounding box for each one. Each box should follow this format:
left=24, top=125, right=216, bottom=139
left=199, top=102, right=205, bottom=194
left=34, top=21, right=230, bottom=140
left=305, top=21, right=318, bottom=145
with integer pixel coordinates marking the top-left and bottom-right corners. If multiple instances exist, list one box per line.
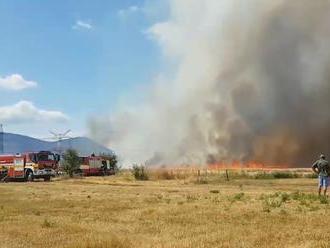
left=62, top=149, right=118, bottom=177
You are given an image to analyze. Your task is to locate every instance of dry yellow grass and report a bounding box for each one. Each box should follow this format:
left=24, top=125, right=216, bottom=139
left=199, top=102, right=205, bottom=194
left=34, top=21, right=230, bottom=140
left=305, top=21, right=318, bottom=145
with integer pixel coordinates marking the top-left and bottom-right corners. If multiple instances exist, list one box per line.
left=0, top=172, right=329, bottom=248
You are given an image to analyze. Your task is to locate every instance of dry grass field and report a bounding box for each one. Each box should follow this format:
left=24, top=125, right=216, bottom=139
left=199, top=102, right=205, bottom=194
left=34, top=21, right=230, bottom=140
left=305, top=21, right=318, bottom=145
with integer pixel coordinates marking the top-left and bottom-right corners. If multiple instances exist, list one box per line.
left=0, top=171, right=330, bottom=248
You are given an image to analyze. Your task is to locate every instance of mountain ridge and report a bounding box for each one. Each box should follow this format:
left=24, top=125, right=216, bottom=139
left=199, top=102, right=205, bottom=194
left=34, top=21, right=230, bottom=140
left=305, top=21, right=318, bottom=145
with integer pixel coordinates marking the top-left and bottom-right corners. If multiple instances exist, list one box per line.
left=1, top=132, right=112, bottom=156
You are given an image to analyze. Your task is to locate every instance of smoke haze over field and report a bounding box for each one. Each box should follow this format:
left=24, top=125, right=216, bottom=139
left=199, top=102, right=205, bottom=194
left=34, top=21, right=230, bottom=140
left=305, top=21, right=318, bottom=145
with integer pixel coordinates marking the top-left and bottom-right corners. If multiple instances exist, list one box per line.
left=89, top=0, right=330, bottom=167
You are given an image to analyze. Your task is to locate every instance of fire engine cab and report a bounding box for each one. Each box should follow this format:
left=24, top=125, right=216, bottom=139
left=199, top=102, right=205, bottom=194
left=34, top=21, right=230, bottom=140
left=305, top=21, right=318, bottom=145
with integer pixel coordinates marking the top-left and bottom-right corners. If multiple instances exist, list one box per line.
left=0, top=151, right=60, bottom=182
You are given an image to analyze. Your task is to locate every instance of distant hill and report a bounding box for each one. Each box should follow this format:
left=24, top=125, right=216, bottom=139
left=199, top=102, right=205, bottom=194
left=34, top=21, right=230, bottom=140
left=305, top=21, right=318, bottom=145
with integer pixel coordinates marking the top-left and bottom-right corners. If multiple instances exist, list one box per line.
left=1, top=133, right=113, bottom=156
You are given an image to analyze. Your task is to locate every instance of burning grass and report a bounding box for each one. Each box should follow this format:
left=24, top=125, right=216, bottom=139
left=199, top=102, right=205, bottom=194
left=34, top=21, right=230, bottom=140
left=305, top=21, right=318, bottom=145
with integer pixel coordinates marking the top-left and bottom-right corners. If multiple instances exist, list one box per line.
left=0, top=171, right=329, bottom=248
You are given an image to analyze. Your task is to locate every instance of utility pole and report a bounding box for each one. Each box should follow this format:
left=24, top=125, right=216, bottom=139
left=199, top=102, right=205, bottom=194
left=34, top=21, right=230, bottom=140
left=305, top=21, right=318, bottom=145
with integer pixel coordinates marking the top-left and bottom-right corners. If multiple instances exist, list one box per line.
left=0, top=124, right=4, bottom=154
left=48, top=129, right=72, bottom=154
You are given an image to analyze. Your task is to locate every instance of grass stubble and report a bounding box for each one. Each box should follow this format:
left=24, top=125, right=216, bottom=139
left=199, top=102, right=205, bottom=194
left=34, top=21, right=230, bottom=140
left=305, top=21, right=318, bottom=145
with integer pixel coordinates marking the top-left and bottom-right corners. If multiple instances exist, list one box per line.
left=0, top=171, right=329, bottom=248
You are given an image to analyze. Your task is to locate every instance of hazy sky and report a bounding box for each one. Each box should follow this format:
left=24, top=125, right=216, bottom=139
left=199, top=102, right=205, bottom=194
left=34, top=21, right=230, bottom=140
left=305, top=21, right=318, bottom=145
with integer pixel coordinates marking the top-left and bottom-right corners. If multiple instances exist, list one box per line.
left=0, top=0, right=167, bottom=138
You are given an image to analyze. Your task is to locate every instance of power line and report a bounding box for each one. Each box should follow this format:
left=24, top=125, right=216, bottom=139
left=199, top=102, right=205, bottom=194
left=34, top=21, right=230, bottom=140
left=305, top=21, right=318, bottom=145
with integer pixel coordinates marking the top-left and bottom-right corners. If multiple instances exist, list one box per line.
left=46, top=129, right=72, bottom=154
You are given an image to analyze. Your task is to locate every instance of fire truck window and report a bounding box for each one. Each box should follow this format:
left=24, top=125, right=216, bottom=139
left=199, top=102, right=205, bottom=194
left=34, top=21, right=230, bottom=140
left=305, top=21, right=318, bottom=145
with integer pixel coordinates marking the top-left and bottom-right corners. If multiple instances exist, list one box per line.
left=29, top=154, right=37, bottom=163
left=48, top=154, right=55, bottom=161
left=38, top=154, right=47, bottom=161
left=38, top=153, right=55, bottom=161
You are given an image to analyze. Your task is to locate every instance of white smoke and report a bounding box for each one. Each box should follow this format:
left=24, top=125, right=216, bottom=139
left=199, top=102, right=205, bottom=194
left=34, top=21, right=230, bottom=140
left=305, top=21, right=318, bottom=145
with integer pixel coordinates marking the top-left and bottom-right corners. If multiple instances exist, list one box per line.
left=90, top=0, right=330, bottom=167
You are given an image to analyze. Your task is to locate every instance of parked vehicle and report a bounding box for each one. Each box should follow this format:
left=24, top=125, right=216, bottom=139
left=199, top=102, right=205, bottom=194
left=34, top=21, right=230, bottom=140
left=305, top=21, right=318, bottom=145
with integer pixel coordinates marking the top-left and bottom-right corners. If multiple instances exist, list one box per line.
left=0, top=151, right=60, bottom=182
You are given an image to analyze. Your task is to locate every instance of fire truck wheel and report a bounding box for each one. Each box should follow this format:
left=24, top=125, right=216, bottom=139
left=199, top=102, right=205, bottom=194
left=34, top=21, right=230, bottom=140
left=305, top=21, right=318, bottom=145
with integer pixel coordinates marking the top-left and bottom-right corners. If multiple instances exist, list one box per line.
left=26, top=171, right=34, bottom=182
left=44, top=176, right=51, bottom=182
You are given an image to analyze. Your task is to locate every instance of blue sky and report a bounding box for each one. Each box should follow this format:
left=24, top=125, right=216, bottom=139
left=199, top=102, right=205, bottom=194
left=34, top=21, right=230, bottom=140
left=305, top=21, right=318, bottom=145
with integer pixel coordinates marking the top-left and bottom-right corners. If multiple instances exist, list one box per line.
left=0, top=0, right=167, bottom=138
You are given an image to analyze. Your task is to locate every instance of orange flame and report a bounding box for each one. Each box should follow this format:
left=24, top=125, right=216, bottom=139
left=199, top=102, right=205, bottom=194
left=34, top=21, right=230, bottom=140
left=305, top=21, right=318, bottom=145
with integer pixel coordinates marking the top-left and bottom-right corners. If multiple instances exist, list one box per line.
left=208, top=161, right=290, bottom=170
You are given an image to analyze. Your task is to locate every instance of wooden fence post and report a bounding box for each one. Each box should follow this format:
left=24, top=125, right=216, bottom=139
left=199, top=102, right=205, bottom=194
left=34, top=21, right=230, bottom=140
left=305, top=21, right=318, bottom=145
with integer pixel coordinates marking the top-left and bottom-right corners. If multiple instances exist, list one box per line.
left=225, top=169, right=229, bottom=181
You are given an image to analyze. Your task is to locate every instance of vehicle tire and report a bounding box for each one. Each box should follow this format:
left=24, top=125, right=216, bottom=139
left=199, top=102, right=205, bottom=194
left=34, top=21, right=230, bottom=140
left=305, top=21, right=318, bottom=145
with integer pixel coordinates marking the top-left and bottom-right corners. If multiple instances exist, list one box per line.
left=26, top=170, right=34, bottom=182
left=3, top=176, right=9, bottom=183
left=44, top=176, right=51, bottom=182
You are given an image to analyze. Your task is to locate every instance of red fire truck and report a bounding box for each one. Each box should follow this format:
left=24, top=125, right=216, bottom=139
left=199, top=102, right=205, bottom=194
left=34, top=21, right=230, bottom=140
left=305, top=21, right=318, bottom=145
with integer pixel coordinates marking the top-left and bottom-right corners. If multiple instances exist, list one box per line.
left=78, top=155, right=115, bottom=177
left=0, top=151, right=60, bottom=182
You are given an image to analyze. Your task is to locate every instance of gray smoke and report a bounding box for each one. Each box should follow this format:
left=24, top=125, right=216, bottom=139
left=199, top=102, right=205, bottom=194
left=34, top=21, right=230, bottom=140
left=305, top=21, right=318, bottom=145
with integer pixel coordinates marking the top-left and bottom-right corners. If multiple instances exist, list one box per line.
left=89, top=0, right=330, bottom=167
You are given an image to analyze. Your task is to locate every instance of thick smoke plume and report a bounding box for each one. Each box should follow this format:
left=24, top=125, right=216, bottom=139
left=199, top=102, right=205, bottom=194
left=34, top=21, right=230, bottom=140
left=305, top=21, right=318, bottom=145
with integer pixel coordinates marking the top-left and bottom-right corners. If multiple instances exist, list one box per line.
left=89, top=0, right=330, bottom=167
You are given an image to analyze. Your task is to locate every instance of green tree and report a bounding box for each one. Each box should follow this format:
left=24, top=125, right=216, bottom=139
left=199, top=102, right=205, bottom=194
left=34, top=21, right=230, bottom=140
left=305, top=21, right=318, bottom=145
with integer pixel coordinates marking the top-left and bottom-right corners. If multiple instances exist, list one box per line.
left=62, top=149, right=80, bottom=177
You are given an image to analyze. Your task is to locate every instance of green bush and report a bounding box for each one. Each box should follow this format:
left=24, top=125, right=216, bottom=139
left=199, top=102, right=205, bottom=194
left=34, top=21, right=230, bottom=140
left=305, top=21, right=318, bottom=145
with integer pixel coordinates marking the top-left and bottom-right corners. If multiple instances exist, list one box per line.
left=62, top=149, right=81, bottom=177
left=254, top=172, right=275, bottom=179
left=272, top=172, right=299, bottom=179
left=304, top=173, right=318, bottom=179
left=131, top=164, right=149, bottom=180
left=319, top=196, right=329, bottom=204
left=279, top=192, right=290, bottom=203
left=263, top=197, right=283, bottom=208
left=255, top=171, right=299, bottom=179
left=290, top=191, right=319, bottom=202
